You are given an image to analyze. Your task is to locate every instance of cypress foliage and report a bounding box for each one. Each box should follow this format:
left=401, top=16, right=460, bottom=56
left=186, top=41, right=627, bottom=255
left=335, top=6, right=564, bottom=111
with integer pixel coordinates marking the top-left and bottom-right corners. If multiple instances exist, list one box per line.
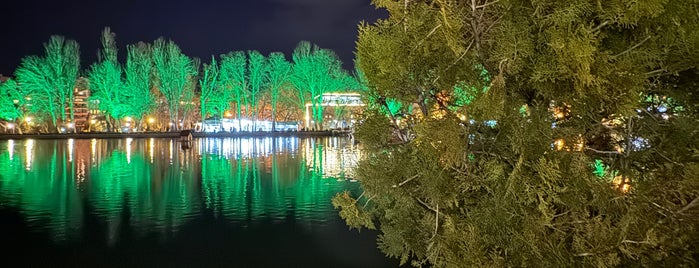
left=334, top=0, right=699, bottom=266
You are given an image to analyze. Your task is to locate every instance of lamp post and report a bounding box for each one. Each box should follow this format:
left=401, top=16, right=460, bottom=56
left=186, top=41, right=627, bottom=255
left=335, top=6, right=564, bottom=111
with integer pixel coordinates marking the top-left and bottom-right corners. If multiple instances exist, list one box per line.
left=148, top=117, right=155, bottom=132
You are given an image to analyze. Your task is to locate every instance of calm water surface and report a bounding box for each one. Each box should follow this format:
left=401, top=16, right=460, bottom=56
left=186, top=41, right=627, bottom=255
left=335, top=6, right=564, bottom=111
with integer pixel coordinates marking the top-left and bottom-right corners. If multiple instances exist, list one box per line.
left=0, top=137, right=396, bottom=267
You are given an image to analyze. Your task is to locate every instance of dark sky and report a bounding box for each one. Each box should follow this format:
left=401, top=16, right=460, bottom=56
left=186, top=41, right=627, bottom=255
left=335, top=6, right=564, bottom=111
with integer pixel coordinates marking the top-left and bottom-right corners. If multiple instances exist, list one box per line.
left=0, top=0, right=387, bottom=75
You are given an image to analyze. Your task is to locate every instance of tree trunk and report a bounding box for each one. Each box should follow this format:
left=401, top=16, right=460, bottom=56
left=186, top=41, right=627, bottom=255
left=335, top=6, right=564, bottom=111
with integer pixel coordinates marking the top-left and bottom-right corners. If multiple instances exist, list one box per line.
left=272, top=107, right=276, bottom=132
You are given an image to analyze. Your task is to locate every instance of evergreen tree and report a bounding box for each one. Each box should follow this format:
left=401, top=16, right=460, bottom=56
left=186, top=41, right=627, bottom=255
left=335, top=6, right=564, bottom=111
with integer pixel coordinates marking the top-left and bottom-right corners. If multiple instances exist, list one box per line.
left=334, top=0, right=699, bottom=267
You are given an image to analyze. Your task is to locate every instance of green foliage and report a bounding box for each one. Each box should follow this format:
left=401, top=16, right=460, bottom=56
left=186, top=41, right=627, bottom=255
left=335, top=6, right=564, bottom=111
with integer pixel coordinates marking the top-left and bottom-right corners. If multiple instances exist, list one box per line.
left=291, top=41, right=348, bottom=130
left=199, top=56, right=220, bottom=125
left=267, top=52, right=293, bottom=130
left=0, top=79, right=23, bottom=122
left=219, top=51, right=248, bottom=129
left=247, top=50, right=268, bottom=127
left=123, top=42, right=155, bottom=122
left=88, top=28, right=125, bottom=130
left=338, top=0, right=699, bottom=266
left=153, top=38, right=198, bottom=130
left=15, top=35, right=80, bottom=131
left=332, top=191, right=376, bottom=230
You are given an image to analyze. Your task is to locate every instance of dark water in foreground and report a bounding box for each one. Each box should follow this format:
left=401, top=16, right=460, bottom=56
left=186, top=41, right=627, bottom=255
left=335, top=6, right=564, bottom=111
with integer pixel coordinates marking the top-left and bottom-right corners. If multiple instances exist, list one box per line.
left=0, top=137, right=396, bottom=267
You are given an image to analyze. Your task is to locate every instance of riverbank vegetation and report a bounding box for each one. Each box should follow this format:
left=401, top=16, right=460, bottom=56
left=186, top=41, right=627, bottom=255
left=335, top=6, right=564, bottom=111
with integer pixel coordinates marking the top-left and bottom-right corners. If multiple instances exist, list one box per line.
left=0, top=30, right=360, bottom=133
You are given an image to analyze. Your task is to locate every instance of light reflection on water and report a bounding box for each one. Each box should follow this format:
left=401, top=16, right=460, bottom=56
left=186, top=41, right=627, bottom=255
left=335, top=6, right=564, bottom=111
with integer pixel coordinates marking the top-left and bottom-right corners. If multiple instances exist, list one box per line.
left=0, top=137, right=361, bottom=243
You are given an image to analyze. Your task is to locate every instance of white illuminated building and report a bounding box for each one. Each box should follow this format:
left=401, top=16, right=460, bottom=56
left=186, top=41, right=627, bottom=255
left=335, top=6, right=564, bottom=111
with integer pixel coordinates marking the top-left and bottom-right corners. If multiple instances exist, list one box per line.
left=200, top=118, right=298, bottom=133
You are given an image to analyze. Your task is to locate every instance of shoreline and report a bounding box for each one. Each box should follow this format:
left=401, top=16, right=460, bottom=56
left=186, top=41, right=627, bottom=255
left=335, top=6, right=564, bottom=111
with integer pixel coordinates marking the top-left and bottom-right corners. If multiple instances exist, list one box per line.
left=0, top=130, right=352, bottom=140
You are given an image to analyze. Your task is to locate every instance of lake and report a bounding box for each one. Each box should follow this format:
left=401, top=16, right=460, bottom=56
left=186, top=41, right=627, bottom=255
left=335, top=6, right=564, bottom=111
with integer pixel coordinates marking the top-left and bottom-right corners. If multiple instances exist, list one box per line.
left=0, top=137, right=397, bottom=267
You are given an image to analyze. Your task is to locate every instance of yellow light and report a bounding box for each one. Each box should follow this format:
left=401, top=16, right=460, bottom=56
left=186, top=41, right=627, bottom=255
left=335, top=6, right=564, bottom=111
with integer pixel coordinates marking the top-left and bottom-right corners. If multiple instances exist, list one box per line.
left=25, top=117, right=31, bottom=123
left=612, top=175, right=631, bottom=193
left=148, top=117, right=155, bottom=124
left=90, top=119, right=97, bottom=124
left=554, top=139, right=565, bottom=151
left=124, top=116, right=132, bottom=122
left=225, top=111, right=232, bottom=117
left=7, top=123, right=14, bottom=129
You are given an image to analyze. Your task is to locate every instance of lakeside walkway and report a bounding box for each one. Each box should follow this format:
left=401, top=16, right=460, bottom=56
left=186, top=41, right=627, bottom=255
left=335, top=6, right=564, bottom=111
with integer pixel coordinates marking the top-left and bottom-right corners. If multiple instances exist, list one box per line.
left=0, top=130, right=352, bottom=140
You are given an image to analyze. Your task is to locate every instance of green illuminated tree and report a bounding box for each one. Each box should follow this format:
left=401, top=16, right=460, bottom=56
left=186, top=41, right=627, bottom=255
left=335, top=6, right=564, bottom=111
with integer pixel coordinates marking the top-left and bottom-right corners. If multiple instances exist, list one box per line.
left=267, top=52, right=293, bottom=131
left=199, top=56, right=220, bottom=130
left=219, top=51, right=248, bottom=131
left=15, top=36, right=80, bottom=132
left=88, top=28, right=125, bottom=132
left=0, top=79, right=24, bottom=132
left=152, top=38, right=198, bottom=131
left=123, top=42, right=156, bottom=129
left=334, top=0, right=699, bottom=267
left=180, top=61, right=200, bottom=129
left=291, top=41, right=346, bottom=130
left=247, top=50, right=268, bottom=131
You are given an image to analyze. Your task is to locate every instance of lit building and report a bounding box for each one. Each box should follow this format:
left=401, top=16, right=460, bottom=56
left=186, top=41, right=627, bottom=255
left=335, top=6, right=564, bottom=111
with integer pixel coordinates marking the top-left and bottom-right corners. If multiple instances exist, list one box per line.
left=304, top=92, right=365, bottom=130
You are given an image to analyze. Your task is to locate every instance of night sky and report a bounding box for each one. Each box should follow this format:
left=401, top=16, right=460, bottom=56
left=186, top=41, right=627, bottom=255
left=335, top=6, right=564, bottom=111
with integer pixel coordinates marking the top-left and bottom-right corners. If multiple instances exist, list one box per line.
left=0, top=0, right=387, bottom=75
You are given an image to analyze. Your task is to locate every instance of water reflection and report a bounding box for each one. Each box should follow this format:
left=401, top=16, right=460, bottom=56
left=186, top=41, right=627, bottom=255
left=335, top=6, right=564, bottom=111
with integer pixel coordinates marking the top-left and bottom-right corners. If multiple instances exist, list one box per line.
left=0, top=137, right=360, bottom=243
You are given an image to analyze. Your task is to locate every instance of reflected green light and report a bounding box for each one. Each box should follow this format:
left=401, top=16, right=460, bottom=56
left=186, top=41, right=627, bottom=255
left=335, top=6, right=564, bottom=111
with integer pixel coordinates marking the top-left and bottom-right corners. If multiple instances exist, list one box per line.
left=0, top=138, right=362, bottom=242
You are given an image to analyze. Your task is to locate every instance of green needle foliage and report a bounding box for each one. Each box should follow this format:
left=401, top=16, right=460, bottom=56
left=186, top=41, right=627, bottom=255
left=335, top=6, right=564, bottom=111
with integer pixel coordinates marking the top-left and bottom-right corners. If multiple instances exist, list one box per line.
left=334, top=0, right=699, bottom=267
left=15, top=36, right=80, bottom=132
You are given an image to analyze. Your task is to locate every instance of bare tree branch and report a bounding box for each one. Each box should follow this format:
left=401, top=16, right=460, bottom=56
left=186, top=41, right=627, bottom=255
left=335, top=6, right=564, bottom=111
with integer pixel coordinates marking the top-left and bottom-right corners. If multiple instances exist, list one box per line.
left=393, top=174, right=419, bottom=188
left=677, top=197, right=699, bottom=215
left=476, top=0, right=500, bottom=9
left=613, top=36, right=651, bottom=59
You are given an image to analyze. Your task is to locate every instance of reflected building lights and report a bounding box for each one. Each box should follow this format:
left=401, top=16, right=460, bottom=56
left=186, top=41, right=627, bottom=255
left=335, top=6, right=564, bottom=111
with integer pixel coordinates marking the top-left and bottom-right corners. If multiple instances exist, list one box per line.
left=169, top=139, right=174, bottom=164
left=149, top=138, right=155, bottom=163
left=126, top=138, right=133, bottom=164
left=67, top=139, right=74, bottom=163
left=91, top=139, right=97, bottom=163
left=77, top=159, right=86, bottom=183
left=8, top=139, right=14, bottom=161
left=25, top=139, right=34, bottom=170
